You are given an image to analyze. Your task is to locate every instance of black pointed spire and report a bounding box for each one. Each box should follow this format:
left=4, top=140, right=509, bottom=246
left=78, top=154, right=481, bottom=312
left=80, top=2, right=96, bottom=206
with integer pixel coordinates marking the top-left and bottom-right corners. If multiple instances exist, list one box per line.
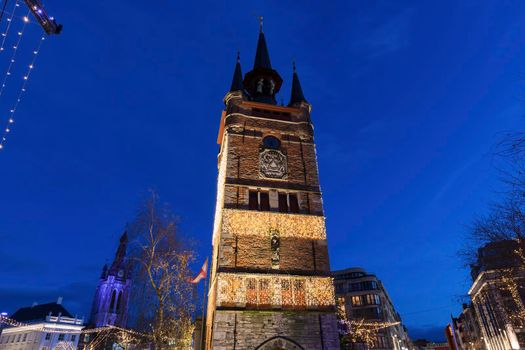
left=243, top=18, right=283, bottom=104
left=229, top=52, right=244, bottom=92
left=289, top=61, right=307, bottom=106
left=254, top=17, right=272, bottom=69
left=110, top=231, right=128, bottom=271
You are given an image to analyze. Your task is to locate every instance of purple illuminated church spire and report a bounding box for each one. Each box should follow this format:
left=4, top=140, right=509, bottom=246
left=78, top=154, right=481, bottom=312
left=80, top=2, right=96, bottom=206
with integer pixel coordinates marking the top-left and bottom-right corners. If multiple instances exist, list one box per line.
left=88, top=231, right=131, bottom=327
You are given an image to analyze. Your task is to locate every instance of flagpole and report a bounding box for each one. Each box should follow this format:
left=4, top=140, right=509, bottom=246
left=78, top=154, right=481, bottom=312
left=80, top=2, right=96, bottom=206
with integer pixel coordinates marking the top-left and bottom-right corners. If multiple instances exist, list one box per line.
left=200, top=257, right=209, bottom=350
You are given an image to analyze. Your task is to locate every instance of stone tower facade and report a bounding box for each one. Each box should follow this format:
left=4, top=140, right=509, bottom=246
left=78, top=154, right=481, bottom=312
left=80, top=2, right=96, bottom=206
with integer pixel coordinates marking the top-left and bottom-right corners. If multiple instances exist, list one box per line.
left=89, top=231, right=131, bottom=328
left=206, top=25, right=340, bottom=350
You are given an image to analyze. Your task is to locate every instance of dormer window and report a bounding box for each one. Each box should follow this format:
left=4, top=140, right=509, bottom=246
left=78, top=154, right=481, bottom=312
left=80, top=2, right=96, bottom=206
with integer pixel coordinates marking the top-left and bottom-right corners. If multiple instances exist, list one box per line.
left=262, top=136, right=281, bottom=149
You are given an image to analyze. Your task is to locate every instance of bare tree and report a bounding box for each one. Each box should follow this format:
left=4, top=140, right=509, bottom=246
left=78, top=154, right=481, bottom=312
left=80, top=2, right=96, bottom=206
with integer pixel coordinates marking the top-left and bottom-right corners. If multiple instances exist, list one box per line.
left=127, top=191, right=196, bottom=350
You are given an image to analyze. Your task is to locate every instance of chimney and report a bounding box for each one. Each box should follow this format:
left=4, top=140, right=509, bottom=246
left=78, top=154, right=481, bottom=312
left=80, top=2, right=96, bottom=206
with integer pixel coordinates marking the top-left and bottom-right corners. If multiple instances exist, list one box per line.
left=57, top=297, right=63, bottom=305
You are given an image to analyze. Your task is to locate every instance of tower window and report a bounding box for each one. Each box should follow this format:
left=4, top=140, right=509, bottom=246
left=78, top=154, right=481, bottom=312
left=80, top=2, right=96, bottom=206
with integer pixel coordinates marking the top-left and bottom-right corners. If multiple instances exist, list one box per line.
left=260, top=192, right=270, bottom=211
left=248, top=190, right=270, bottom=211
left=289, top=194, right=299, bottom=213
left=110, top=290, right=116, bottom=311
left=262, top=136, right=281, bottom=149
left=277, top=192, right=300, bottom=213
left=278, top=193, right=288, bottom=213
left=116, top=291, right=122, bottom=312
left=249, top=191, right=258, bottom=210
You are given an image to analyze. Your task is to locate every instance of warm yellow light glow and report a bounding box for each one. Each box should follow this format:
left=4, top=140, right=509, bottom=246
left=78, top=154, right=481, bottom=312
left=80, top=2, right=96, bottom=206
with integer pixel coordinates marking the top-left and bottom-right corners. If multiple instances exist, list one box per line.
left=216, top=272, right=335, bottom=308
left=222, top=209, right=327, bottom=240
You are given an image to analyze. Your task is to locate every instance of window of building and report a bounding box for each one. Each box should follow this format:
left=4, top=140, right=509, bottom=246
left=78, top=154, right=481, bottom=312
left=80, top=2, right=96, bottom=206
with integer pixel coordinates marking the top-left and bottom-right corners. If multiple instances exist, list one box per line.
left=249, top=191, right=258, bottom=210
left=58, top=334, right=64, bottom=341
left=278, top=193, right=300, bottom=213
left=71, top=335, right=76, bottom=342
left=353, top=307, right=382, bottom=320
left=260, top=192, right=270, bottom=211
left=278, top=193, right=288, bottom=213
left=116, top=291, right=122, bottom=312
left=110, top=290, right=117, bottom=311
left=259, top=279, right=271, bottom=305
left=246, top=278, right=257, bottom=305
left=365, top=294, right=381, bottom=305
left=15, top=335, right=20, bottom=343
left=42, top=347, right=48, bottom=350
left=21, top=334, right=26, bottom=342
left=335, top=283, right=345, bottom=294
left=294, top=280, right=306, bottom=307
left=248, top=190, right=270, bottom=211
left=45, top=333, right=51, bottom=341
left=262, top=136, right=281, bottom=149
left=351, top=295, right=363, bottom=306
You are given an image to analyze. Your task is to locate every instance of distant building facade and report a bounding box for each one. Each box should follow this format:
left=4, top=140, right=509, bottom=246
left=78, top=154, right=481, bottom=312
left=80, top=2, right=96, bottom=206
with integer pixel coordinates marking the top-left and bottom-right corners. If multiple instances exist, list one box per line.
left=0, top=300, right=83, bottom=350
left=469, top=269, right=524, bottom=350
left=333, top=268, right=413, bottom=350
left=448, top=240, right=525, bottom=350
left=88, top=231, right=131, bottom=328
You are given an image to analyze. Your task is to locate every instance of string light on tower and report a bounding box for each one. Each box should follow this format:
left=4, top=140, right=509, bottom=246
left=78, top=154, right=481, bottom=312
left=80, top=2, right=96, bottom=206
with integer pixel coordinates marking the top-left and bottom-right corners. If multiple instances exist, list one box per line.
left=0, top=33, right=44, bottom=150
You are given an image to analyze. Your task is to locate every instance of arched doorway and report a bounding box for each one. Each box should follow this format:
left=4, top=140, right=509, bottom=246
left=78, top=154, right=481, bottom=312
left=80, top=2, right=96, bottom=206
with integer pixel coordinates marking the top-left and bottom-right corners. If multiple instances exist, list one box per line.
left=255, top=336, right=304, bottom=350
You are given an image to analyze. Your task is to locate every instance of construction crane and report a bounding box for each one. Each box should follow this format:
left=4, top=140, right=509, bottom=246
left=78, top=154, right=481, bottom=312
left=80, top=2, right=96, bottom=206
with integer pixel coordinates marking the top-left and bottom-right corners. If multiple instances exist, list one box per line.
left=23, top=0, right=62, bottom=35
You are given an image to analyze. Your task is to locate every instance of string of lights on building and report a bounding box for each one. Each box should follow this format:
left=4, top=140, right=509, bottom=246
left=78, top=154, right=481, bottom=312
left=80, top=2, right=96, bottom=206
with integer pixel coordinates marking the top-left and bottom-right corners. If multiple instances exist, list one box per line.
left=0, top=315, right=150, bottom=338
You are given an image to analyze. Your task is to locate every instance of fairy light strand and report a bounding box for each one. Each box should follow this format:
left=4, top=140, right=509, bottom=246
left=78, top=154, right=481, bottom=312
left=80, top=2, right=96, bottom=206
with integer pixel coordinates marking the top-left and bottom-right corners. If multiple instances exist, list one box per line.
left=0, top=315, right=151, bottom=338
left=0, top=0, right=20, bottom=52
left=0, top=9, right=29, bottom=101
left=0, top=33, right=45, bottom=150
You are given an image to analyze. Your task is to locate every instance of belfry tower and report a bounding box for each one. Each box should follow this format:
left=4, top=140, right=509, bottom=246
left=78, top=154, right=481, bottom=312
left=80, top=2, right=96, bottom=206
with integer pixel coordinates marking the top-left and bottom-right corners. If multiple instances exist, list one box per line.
left=206, top=23, right=340, bottom=350
left=89, top=231, right=131, bottom=328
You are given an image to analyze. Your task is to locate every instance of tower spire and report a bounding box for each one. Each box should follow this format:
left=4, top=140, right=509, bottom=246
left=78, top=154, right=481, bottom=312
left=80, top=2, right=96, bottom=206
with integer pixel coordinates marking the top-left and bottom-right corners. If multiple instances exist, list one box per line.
left=243, top=20, right=282, bottom=104
left=288, top=61, right=308, bottom=106
left=253, top=21, right=272, bottom=69
left=229, top=52, right=244, bottom=92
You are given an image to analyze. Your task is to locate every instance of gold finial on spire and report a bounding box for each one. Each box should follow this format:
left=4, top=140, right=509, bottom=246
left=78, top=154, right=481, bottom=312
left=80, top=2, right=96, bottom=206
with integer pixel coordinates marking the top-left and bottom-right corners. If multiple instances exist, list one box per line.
left=259, top=16, right=263, bottom=33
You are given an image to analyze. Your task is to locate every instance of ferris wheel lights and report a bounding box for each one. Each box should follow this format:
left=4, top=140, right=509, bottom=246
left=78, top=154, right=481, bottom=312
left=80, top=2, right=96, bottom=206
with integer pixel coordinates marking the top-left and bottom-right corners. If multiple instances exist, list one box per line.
left=29, top=64, right=33, bottom=69
left=9, top=119, right=13, bottom=123
left=23, top=16, right=29, bottom=23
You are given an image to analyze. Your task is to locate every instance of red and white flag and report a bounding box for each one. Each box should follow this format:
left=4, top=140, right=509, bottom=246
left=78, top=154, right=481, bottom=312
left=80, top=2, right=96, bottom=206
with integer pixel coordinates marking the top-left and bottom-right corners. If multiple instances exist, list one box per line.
left=190, top=257, right=208, bottom=284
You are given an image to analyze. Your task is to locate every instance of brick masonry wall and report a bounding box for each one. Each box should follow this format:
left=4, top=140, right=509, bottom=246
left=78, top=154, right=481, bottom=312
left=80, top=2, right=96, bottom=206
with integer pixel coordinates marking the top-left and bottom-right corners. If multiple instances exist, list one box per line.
left=219, top=234, right=330, bottom=274
left=211, top=310, right=340, bottom=350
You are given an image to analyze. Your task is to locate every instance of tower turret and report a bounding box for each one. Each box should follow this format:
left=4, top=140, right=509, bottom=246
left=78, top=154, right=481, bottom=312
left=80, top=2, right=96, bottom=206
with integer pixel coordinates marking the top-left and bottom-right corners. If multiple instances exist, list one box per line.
left=288, top=62, right=308, bottom=107
left=229, top=52, right=244, bottom=93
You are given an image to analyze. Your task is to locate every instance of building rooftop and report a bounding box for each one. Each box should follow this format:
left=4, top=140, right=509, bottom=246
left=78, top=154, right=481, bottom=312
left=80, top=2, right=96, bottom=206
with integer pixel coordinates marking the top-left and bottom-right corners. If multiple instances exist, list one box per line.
left=10, top=302, right=73, bottom=322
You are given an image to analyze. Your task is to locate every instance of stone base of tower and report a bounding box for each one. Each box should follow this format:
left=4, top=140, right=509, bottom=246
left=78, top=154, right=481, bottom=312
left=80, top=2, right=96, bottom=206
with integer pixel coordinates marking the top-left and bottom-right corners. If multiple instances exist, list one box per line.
left=210, top=310, right=340, bottom=350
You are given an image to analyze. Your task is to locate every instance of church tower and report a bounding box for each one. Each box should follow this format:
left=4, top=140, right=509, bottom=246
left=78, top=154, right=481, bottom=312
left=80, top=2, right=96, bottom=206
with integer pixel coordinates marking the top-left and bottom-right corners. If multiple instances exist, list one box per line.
left=206, top=23, right=340, bottom=350
left=89, top=231, right=131, bottom=328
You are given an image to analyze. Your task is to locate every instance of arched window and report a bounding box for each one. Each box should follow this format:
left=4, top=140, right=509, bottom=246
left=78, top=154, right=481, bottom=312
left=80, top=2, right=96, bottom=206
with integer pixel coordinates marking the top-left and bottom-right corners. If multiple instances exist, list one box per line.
left=262, top=136, right=281, bottom=149
left=116, top=291, right=122, bottom=312
left=109, top=290, right=116, bottom=311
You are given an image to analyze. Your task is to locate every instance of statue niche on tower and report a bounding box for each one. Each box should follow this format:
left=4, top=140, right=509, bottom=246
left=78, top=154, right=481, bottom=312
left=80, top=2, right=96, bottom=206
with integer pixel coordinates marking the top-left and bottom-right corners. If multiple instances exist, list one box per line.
left=270, top=229, right=280, bottom=269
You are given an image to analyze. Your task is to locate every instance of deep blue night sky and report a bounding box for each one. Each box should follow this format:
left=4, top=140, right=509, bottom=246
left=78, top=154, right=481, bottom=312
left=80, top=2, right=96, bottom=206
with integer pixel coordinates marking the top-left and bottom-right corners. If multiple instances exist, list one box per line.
left=1, top=0, right=525, bottom=342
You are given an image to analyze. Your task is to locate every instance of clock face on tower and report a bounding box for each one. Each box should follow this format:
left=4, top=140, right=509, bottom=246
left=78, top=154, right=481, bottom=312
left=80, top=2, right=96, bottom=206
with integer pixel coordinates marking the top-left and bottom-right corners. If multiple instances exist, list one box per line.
left=259, top=149, right=287, bottom=179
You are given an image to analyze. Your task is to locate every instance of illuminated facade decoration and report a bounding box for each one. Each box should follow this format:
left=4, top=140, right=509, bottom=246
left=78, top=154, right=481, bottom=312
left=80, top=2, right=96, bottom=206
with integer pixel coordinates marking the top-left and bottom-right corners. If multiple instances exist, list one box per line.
left=206, top=21, right=340, bottom=349
left=89, top=232, right=131, bottom=328
left=469, top=269, right=524, bottom=350
left=0, top=300, right=83, bottom=350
